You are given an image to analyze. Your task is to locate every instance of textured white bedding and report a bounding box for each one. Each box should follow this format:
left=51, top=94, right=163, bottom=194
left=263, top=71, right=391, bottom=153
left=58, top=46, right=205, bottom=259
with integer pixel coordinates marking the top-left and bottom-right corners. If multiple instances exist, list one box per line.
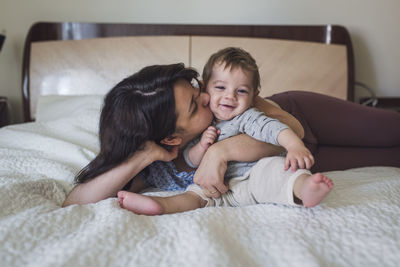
left=0, top=97, right=399, bottom=267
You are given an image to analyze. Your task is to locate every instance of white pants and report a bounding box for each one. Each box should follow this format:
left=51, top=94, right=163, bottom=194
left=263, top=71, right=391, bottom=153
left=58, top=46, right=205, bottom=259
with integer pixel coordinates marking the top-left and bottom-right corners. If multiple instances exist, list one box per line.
left=186, top=156, right=311, bottom=207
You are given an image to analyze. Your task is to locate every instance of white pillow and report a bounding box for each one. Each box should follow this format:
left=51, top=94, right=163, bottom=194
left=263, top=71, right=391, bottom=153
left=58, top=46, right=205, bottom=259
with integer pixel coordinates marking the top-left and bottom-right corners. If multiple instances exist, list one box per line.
left=36, top=95, right=104, bottom=122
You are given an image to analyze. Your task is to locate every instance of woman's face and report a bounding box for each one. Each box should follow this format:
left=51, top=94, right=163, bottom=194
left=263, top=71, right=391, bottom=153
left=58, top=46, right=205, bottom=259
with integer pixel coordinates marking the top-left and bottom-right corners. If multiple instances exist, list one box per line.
left=174, top=79, right=213, bottom=146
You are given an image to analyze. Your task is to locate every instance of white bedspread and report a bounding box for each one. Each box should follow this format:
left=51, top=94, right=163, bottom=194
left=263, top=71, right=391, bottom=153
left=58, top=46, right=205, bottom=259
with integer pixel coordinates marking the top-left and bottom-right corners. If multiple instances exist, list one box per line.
left=1, top=104, right=399, bottom=267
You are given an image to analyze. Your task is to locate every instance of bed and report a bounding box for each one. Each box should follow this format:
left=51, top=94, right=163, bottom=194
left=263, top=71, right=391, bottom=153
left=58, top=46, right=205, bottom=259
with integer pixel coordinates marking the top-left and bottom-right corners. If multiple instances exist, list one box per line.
left=1, top=22, right=399, bottom=267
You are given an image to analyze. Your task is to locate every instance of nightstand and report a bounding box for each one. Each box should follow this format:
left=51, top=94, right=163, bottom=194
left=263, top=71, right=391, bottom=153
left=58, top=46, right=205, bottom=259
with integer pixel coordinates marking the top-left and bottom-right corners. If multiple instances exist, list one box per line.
left=359, top=97, right=400, bottom=112
left=0, top=96, right=9, bottom=127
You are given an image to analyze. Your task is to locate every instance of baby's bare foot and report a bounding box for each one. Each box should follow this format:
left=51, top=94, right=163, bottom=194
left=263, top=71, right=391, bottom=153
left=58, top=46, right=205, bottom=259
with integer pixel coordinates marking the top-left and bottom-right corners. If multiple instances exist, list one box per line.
left=118, top=191, right=163, bottom=215
left=300, top=173, right=334, bottom=207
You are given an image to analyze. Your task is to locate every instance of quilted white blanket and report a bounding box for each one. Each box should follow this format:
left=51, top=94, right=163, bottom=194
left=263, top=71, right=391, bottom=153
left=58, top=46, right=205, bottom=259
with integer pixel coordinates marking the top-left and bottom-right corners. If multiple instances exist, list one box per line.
left=0, top=98, right=399, bottom=267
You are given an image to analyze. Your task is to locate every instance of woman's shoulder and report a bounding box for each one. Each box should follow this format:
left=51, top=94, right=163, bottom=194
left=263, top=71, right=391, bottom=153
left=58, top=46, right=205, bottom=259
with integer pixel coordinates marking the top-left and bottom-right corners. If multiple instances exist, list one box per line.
left=264, top=98, right=281, bottom=108
left=254, top=95, right=281, bottom=109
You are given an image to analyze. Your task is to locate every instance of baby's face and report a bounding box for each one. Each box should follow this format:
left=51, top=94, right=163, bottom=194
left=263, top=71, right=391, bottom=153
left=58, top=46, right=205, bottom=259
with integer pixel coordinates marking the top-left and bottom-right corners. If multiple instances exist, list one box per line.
left=206, top=63, right=256, bottom=121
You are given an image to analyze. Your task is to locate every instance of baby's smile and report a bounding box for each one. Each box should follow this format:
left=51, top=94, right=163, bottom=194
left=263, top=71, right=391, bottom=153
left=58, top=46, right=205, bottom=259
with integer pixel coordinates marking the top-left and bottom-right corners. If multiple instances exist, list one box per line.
left=219, top=103, right=235, bottom=109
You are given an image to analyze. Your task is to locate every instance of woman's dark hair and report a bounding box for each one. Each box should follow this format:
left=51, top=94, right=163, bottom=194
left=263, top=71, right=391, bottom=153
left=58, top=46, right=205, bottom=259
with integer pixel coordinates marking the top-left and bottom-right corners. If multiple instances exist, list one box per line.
left=75, top=63, right=199, bottom=184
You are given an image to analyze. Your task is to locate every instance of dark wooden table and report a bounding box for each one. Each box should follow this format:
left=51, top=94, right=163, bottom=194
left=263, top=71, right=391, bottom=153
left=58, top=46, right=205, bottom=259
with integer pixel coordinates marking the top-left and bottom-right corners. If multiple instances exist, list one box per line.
left=359, top=97, right=400, bottom=112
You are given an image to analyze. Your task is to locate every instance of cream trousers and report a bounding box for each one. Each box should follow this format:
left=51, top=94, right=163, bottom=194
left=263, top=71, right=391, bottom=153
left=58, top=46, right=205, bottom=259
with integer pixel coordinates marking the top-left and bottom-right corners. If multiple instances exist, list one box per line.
left=186, top=156, right=311, bottom=207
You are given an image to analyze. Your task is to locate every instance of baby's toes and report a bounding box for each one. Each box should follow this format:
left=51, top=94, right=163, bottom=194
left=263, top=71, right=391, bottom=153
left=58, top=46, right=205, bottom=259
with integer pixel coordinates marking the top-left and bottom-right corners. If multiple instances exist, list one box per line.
left=117, top=192, right=126, bottom=205
left=325, top=178, right=334, bottom=188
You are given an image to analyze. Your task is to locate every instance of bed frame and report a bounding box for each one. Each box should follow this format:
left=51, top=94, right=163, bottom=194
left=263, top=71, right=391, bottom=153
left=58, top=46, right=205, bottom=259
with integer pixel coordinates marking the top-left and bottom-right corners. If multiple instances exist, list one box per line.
left=21, top=22, right=355, bottom=122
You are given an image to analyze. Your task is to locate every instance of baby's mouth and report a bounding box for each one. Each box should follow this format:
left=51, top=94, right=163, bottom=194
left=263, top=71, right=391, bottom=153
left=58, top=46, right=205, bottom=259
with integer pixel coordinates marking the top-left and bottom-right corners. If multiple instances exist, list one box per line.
left=219, top=104, right=235, bottom=109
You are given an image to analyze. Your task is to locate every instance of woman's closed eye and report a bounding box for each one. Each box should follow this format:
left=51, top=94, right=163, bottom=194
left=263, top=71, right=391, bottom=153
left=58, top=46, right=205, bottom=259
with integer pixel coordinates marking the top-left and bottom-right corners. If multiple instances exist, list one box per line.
left=189, top=94, right=198, bottom=117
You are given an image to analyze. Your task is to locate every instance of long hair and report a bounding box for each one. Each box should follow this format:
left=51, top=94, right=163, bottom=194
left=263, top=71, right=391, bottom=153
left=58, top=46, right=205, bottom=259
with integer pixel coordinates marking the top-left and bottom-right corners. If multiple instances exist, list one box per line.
left=75, top=63, right=199, bottom=184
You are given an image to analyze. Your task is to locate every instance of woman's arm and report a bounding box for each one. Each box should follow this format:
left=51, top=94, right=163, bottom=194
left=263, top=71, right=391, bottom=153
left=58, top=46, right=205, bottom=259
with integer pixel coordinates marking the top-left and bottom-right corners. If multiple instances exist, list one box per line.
left=194, top=134, right=284, bottom=197
left=62, top=142, right=178, bottom=207
left=254, top=96, right=304, bottom=138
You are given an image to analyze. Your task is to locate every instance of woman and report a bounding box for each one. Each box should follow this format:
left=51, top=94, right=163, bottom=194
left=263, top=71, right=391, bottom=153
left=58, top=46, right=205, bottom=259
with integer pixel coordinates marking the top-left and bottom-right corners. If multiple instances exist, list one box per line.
left=62, top=63, right=302, bottom=206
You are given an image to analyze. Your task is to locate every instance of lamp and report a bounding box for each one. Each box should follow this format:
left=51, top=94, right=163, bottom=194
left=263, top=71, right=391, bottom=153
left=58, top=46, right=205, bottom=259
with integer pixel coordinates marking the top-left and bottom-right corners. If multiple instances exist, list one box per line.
left=0, top=33, right=5, bottom=51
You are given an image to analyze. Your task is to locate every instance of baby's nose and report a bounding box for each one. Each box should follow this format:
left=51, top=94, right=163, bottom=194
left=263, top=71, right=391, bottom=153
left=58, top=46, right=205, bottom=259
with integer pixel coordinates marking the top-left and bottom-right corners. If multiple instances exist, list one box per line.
left=224, top=91, right=236, bottom=99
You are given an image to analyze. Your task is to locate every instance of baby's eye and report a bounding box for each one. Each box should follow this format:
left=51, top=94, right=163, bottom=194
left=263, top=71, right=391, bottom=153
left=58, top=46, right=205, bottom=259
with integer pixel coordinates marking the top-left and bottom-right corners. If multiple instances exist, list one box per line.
left=215, top=86, right=225, bottom=90
left=238, top=89, right=249, bottom=94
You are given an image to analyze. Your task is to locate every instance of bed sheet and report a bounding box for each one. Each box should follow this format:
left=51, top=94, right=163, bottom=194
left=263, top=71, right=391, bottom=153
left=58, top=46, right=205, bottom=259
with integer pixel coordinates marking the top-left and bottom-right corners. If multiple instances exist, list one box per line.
left=0, top=98, right=399, bottom=267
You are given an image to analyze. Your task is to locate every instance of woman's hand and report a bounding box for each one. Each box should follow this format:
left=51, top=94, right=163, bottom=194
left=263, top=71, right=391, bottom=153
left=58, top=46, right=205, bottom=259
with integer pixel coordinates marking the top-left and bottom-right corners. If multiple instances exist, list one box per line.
left=141, top=141, right=179, bottom=163
left=193, top=134, right=284, bottom=198
left=193, top=144, right=229, bottom=198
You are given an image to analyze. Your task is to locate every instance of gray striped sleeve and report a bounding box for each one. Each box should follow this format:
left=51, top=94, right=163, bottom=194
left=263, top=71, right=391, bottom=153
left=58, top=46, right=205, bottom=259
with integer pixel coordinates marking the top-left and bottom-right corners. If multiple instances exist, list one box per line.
left=233, top=108, right=288, bottom=145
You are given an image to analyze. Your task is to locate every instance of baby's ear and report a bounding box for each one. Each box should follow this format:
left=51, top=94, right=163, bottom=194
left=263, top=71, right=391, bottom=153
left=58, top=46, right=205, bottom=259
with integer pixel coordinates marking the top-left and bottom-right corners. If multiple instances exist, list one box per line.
left=253, top=89, right=260, bottom=103
left=160, top=136, right=182, bottom=146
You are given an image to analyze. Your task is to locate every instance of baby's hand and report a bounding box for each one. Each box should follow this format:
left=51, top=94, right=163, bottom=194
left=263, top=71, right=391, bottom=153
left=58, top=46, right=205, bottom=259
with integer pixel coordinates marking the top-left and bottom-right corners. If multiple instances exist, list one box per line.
left=199, top=126, right=220, bottom=150
left=285, top=145, right=315, bottom=171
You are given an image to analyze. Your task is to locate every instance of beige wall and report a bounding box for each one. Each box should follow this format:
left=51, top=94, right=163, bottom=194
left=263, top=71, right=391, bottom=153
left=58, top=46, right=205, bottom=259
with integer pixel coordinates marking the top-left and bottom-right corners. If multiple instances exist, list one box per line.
left=0, top=0, right=399, bottom=123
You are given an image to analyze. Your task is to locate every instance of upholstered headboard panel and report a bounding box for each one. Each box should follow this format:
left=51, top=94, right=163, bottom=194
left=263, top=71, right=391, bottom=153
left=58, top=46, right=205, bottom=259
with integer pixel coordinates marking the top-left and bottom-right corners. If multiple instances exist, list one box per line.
left=23, top=23, right=354, bottom=121
left=30, top=36, right=190, bottom=117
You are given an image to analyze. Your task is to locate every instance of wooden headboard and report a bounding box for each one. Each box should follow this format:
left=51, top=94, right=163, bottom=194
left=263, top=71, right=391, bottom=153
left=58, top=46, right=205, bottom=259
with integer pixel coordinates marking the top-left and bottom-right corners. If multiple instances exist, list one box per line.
left=22, top=22, right=354, bottom=122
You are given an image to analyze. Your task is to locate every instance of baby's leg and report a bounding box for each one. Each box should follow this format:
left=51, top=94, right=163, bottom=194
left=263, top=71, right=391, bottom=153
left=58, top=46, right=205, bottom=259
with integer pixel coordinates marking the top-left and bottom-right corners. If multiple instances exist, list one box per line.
left=245, top=157, right=333, bottom=207
left=118, top=191, right=206, bottom=215
left=293, top=173, right=334, bottom=207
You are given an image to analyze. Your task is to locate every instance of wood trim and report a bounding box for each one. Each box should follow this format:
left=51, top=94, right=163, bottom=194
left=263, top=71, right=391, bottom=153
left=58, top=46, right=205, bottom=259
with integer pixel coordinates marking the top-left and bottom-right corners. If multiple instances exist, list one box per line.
left=0, top=96, right=9, bottom=127
left=22, top=22, right=355, bottom=122
left=0, top=34, right=5, bottom=51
